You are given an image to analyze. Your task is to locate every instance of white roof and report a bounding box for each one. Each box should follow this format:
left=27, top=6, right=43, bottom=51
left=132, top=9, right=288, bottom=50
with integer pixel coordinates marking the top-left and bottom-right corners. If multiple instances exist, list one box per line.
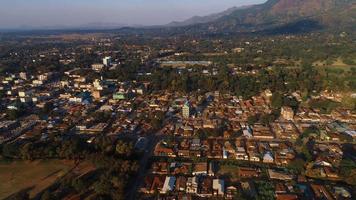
left=243, top=129, right=252, bottom=138
left=263, top=152, right=274, bottom=161
left=345, top=131, right=356, bottom=137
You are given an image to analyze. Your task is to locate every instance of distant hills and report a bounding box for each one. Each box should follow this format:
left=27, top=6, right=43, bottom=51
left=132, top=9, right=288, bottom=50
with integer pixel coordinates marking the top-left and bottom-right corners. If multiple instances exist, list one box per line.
left=165, top=6, right=252, bottom=27
left=4, top=0, right=355, bottom=35
left=162, top=0, right=356, bottom=34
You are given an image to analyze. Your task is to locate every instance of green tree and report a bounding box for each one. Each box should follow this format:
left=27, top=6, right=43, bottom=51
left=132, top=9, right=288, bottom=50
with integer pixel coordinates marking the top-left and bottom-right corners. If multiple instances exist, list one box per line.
left=271, top=92, right=283, bottom=109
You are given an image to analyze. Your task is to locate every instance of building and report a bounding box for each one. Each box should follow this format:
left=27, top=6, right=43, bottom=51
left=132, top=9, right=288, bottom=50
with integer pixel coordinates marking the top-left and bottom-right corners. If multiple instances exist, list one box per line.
left=213, top=179, right=225, bottom=196
left=193, top=162, right=208, bottom=176
left=93, top=79, right=104, bottom=90
left=263, top=152, right=274, bottom=163
left=281, top=106, right=294, bottom=120
left=186, top=177, right=198, bottom=194
left=161, top=176, right=176, bottom=194
left=19, top=72, right=28, bottom=80
left=103, top=56, right=112, bottom=66
left=182, top=101, right=190, bottom=118
left=113, top=92, right=126, bottom=100
left=92, top=90, right=102, bottom=100
left=92, top=64, right=105, bottom=71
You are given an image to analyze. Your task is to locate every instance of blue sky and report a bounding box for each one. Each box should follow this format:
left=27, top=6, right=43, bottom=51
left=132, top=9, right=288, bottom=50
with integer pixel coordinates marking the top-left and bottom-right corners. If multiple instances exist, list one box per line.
left=0, top=0, right=266, bottom=28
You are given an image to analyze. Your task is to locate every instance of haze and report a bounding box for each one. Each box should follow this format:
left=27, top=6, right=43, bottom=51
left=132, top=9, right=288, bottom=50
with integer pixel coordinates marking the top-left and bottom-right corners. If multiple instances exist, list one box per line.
left=0, top=0, right=266, bottom=29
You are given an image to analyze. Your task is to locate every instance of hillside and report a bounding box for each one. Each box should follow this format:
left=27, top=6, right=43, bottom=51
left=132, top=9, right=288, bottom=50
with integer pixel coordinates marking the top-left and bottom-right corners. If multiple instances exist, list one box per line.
left=162, top=0, right=356, bottom=34
left=165, top=6, right=252, bottom=27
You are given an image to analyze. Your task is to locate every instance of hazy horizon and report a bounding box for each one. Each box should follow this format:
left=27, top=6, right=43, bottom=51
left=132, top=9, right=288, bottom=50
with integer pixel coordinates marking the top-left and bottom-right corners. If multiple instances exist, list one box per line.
left=0, top=0, right=266, bottom=29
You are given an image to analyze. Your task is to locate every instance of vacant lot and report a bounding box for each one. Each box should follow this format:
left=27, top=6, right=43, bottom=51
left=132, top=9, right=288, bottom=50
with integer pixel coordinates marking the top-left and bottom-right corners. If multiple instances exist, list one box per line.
left=0, top=160, right=76, bottom=199
left=218, top=165, right=239, bottom=182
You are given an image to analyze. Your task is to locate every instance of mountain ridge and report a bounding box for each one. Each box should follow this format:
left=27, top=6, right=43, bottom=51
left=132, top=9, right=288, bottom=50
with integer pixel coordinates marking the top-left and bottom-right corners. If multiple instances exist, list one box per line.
left=174, top=0, right=356, bottom=34
left=165, top=5, right=253, bottom=27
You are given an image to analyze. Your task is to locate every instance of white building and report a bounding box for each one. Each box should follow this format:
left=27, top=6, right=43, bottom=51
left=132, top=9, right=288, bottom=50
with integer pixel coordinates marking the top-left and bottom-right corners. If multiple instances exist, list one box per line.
left=161, top=176, right=176, bottom=194
left=213, top=179, right=225, bottom=196
left=103, top=56, right=112, bottom=66
left=186, top=177, right=198, bottom=194
left=281, top=106, right=294, bottom=120
left=182, top=101, right=190, bottom=118
left=19, top=72, right=28, bottom=80
left=263, top=151, right=274, bottom=163
left=92, top=64, right=105, bottom=71
left=93, top=79, right=103, bottom=90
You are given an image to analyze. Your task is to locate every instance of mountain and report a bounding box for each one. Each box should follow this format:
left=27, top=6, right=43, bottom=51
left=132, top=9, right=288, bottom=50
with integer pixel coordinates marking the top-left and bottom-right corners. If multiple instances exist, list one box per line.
left=201, top=0, right=356, bottom=33
left=157, top=0, right=356, bottom=35
left=165, top=6, right=252, bottom=27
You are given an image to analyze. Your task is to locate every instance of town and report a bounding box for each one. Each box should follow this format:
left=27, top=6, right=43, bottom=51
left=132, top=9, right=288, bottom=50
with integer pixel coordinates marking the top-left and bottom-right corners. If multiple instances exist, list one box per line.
left=0, top=30, right=355, bottom=200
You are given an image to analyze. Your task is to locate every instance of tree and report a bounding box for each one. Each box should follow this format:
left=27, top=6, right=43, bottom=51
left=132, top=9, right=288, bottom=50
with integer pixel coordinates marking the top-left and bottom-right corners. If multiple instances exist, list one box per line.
left=40, top=191, right=52, bottom=200
left=271, top=92, right=283, bottom=109
left=94, top=179, right=114, bottom=195
left=115, top=141, right=133, bottom=157
left=20, top=143, right=34, bottom=160
left=287, top=158, right=306, bottom=174
left=72, top=179, right=86, bottom=192
left=255, top=181, right=276, bottom=200
left=247, top=115, right=259, bottom=125
left=339, top=159, right=356, bottom=185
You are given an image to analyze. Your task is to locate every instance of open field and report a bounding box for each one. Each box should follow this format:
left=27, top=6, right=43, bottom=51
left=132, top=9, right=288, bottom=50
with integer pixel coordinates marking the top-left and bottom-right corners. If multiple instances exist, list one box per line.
left=218, top=165, right=239, bottom=182
left=0, top=159, right=93, bottom=199
left=314, top=58, right=356, bottom=71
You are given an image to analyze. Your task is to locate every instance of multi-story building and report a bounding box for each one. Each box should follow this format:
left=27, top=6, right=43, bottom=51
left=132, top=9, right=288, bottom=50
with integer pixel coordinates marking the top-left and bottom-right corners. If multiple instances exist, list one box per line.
left=182, top=101, right=190, bottom=118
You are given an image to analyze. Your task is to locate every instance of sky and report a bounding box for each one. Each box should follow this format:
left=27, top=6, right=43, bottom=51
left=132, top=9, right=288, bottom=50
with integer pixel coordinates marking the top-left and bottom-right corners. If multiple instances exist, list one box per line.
left=0, top=0, right=266, bottom=29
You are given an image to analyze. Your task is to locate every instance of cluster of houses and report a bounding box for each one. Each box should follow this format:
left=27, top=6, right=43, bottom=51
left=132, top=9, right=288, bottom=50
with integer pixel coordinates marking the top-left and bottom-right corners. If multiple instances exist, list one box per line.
left=154, top=139, right=295, bottom=166
left=141, top=159, right=353, bottom=200
left=141, top=161, right=225, bottom=197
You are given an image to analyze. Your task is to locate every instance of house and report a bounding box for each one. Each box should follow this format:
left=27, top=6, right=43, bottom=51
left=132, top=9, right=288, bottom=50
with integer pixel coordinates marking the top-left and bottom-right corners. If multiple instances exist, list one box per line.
left=175, top=176, right=187, bottom=192
left=248, top=152, right=261, bottom=162
left=239, top=167, right=261, bottom=178
left=193, top=162, right=208, bottom=176
left=170, top=162, right=191, bottom=175
left=213, top=179, right=225, bottom=197
left=243, top=128, right=252, bottom=138
left=332, top=187, right=351, bottom=199
left=152, top=162, right=169, bottom=174
left=161, top=176, right=176, bottom=194
left=141, top=175, right=165, bottom=194
left=191, top=138, right=201, bottom=149
left=275, top=183, right=287, bottom=194
left=154, top=142, right=176, bottom=157
left=263, top=152, right=274, bottom=163
left=182, top=125, right=194, bottom=137
left=92, top=63, right=105, bottom=71
left=324, top=167, right=339, bottom=179
left=186, top=177, right=198, bottom=194
left=281, top=106, right=294, bottom=120
left=226, top=186, right=238, bottom=199
left=268, top=169, right=294, bottom=181
left=199, top=176, right=213, bottom=197
left=276, top=194, right=299, bottom=200
left=236, top=147, right=249, bottom=160
left=178, top=149, right=190, bottom=158
left=208, top=162, right=217, bottom=176
left=311, top=184, right=334, bottom=200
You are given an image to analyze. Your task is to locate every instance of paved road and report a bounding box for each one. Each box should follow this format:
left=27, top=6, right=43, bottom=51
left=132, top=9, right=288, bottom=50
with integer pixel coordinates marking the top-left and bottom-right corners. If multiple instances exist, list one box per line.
left=126, top=131, right=164, bottom=200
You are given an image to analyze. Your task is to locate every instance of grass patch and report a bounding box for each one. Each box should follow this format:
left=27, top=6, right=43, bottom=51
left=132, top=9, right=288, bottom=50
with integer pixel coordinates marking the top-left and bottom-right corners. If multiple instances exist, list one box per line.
left=314, top=58, right=356, bottom=72
left=218, top=164, right=239, bottom=181
left=0, top=159, right=76, bottom=199
left=309, top=99, right=341, bottom=114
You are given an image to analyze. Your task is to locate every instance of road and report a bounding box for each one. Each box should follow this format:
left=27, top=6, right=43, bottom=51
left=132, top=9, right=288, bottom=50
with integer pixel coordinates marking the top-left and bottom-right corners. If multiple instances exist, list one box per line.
left=126, top=131, right=164, bottom=200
